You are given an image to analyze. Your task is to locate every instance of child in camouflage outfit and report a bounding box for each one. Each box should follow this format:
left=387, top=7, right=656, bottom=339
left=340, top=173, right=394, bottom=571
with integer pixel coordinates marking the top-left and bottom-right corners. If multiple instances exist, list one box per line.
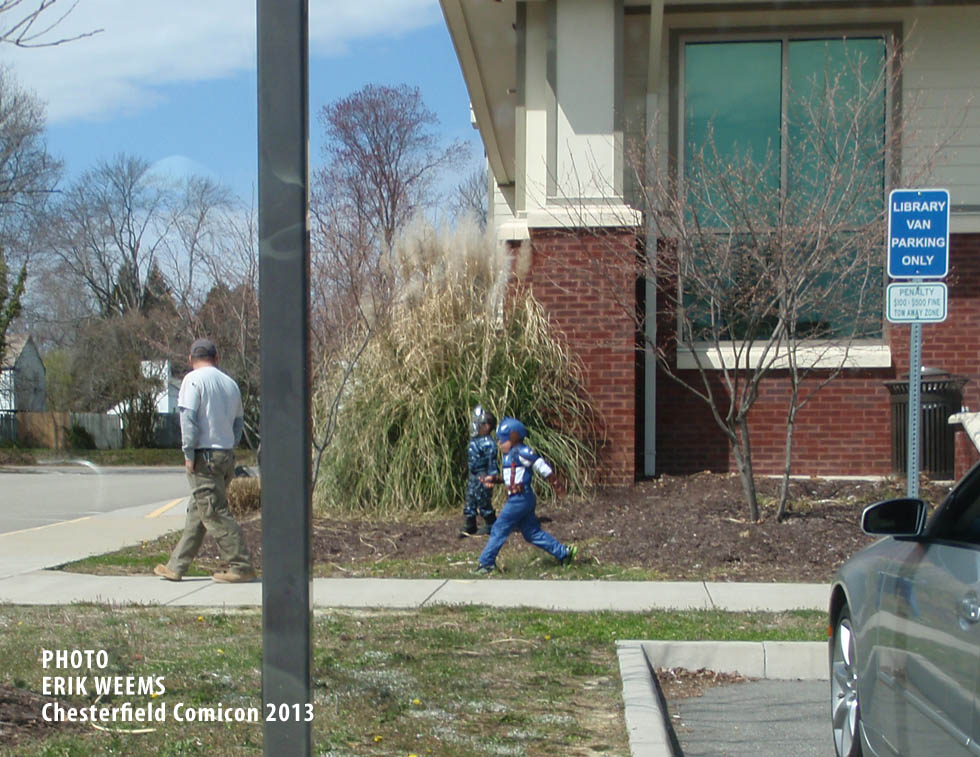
left=460, top=406, right=498, bottom=537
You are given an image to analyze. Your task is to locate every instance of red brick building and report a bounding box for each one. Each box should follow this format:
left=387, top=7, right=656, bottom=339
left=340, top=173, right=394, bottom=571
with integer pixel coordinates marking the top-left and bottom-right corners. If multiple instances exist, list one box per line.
left=442, top=0, right=980, bottom=484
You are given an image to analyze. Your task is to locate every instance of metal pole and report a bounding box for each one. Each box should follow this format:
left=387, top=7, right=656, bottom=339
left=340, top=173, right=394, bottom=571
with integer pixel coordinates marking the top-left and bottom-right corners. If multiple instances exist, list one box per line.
left=257, top=0, right=312, bottom=753
left=907, top=322, right=922, bottom=499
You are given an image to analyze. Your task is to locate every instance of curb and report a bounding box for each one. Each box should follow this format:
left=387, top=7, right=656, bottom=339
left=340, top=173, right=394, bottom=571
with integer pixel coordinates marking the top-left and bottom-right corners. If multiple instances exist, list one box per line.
left=616, top=640, right=827, bottom=757
left=617, top=643, right=683, bottom=757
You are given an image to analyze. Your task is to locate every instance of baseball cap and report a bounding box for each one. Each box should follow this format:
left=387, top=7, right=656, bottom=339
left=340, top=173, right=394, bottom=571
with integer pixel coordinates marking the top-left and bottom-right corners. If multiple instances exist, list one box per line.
left=189, top=338, right=217, bottom=359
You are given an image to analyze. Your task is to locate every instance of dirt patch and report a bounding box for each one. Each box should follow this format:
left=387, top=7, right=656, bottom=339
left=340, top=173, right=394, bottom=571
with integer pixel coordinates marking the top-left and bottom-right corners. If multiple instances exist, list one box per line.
left=198, top=472, right=951, bottom=582
left=0, top=685, right=82, bottom=747
left=656, top=667, right=750, bottom=700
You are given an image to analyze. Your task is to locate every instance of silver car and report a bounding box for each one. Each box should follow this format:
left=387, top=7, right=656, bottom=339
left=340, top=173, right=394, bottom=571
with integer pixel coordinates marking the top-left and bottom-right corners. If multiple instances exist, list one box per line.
left=830, top=466, right=980, bottom=756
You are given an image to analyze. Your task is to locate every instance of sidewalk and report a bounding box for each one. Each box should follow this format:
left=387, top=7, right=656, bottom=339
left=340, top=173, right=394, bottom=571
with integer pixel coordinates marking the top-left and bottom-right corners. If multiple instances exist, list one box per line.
left=0, top=496, right=831, bottom=611
left=0, top=499, right=832, bottom=757
left=0, top=571, right=831, bottom=611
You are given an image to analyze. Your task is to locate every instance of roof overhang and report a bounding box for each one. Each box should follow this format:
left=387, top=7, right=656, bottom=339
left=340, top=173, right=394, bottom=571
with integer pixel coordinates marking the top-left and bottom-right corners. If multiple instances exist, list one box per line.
left=440, top=0, right=975, bottom=190
left=440, top=0, right=519, bottom=186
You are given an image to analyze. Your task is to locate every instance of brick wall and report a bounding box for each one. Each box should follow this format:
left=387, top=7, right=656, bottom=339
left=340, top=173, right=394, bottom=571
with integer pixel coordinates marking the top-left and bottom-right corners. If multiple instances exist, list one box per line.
left=657, top=233, right=980, bottom=478
left=518, top=228, right=639, bottom=484
left=517, top=230, right=980, bottom=481
left=954, top=425, right=980, bottom=480
left=658, top=370, right=897, bottom=476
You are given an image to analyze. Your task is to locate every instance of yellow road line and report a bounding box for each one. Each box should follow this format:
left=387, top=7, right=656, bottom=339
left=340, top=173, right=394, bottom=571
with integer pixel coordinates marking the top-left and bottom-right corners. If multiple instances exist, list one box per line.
left=0, top=515, right=93, bottom=538
left=146, top=498, right=184, bottom=519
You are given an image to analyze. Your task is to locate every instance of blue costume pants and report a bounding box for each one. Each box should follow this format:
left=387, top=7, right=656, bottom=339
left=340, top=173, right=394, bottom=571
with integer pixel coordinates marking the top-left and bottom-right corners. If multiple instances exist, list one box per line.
left=478, top=494, right=569, bottom=568
left=464, top=474, right=495, bottom=520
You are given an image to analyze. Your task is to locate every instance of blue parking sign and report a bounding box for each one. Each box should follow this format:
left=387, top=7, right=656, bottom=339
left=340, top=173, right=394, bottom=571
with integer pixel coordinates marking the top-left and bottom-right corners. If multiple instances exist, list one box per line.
left=887, top=188, right=949, bottom=278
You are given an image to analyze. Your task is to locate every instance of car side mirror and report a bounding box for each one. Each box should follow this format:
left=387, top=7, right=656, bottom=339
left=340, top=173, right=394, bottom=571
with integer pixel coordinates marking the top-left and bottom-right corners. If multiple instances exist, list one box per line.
left=861, top=498, right=928, bottom=537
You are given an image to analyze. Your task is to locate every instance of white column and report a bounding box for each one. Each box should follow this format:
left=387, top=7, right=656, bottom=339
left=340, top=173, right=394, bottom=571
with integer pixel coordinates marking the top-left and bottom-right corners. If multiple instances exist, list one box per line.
left=521, top=1, right=550, bottom=215
left=553, top=0, right=618, bottom=202
left=644, top=0, right=664, bottom=477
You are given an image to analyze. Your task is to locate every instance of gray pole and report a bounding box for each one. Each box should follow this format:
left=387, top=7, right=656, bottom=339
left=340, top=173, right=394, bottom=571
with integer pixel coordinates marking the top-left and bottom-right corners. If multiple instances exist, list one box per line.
left=907, top=322, right=922, bottom=499
left=257, top=0, right=312, bottom=753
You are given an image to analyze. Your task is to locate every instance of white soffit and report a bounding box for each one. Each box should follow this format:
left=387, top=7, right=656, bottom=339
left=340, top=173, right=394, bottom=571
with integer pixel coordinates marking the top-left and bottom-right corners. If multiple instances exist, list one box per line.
left=440, top=0, right=518, bottom=186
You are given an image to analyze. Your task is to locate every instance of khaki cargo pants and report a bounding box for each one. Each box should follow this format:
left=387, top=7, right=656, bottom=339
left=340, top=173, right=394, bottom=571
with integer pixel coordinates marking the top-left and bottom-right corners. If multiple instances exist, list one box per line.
left=167, top=449, right=252, bottom=575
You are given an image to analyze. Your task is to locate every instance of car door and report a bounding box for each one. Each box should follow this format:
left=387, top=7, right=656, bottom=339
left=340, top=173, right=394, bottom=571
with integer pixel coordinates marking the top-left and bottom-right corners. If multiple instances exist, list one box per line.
left=883, top=473, right=980, bottom=755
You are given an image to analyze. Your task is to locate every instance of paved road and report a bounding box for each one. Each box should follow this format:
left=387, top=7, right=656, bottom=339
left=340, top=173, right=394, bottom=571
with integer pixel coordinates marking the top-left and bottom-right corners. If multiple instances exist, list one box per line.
left=0, top=464, right=187, bottom=533
left=670, top=680, right=834, bottom=756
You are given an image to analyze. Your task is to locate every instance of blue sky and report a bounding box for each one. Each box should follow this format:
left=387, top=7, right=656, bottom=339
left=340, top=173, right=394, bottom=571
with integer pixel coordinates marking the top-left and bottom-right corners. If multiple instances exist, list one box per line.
left=0, top=0, right=482, bottom=202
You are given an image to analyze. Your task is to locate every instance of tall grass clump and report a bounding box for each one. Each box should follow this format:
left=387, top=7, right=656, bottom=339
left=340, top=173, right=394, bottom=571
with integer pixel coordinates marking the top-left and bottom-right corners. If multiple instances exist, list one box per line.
left=313, top=216, right=597, bottom=516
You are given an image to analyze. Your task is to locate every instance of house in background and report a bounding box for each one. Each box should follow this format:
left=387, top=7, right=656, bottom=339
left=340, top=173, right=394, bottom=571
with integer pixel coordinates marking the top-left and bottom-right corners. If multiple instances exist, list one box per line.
left=440, top=0, right=980, bottom=483
left=143, top=360, right=181, bottom=415
left=0, top=334, right=45, bottom=412
left=108, top=360, right=180, bottom=415
left=106, top=360, right=182, bottom=448
left=108, top=360, right=181, bottom=416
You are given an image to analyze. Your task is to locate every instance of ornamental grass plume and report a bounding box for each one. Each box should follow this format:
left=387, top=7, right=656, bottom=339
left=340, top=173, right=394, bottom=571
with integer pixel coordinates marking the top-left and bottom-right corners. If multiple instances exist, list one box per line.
left=226, top=476, right=261, bottom=518
left=313, top=215, right=597, bottom=516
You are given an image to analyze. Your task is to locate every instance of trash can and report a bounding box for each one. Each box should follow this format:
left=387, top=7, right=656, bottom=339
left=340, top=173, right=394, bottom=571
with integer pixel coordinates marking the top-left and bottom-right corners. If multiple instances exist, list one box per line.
left=885, top=368, right=969, bottom=479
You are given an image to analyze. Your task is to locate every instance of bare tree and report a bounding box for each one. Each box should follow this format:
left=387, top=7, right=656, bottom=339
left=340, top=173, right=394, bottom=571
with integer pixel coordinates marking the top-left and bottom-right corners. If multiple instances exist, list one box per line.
left=768, top=46, right=923, bottom=519
left=646, top=42, right=943, bottom=520
left=45, top=154, right=176, bottom=317
left=162, top=175, right=233, bottom=315
left=0, top=65, right=60, bottom=363
left=193, top=204, right=260, bottom=448
left=60, top=309, right=166, bottom=413
left=136, top=198, right=262, bottom=448
left=308, top=184, right=381, bottom=488
left=0, top=67, right=61, bottom=215
left=556, top=38, right=950, bottom=520
left=30, top=157, right=260, bottom=441
left=0, top=0, right=101, bottom=47
left=0, top=245, right=25, bottom=364
left=308, top=84, right=468, bottom=474
left=450, top=165, right=488, bottom=230
left=310, top=177, right=389, bottom=355
left=316, top=83, right=468, bottom=252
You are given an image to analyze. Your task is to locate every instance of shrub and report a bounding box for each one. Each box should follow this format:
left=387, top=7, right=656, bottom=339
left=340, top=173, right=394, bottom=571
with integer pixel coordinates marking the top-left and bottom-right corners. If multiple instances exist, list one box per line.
left=0, top=445, right=35, bottom=465
left=121, top=390, right=158, bottom=449
left=66, top=423, right=97, bottom=450
left=314, top=217, right=597, bottom=516
left=227, top=476, right=261, bottom=518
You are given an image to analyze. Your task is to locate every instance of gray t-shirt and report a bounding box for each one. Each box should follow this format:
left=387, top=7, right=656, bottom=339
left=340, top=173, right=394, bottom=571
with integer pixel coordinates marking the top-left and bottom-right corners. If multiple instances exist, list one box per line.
left=178, top=365, right=243, bottom=454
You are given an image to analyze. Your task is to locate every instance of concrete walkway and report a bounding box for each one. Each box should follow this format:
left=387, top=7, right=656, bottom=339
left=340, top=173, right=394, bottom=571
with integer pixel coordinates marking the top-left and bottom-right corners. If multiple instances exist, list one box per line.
left=0, top=495, right=833, bottom=757
left=0, top=570, right=831, bottom=612
left=0, top=493, right=831, bottom=612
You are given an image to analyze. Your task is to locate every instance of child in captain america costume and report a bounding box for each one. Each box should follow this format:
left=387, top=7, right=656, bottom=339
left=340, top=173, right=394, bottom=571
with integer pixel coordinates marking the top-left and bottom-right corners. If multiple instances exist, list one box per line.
left=460, top=405, right=498, bottom=537
left=474, top=417, right=577, bottom=574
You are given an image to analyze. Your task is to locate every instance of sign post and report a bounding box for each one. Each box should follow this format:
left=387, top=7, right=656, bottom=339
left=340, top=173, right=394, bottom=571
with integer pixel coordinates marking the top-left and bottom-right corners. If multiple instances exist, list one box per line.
left=886, top=188, right=950, bottom=499
left=258, top=1, right=313, bottom=753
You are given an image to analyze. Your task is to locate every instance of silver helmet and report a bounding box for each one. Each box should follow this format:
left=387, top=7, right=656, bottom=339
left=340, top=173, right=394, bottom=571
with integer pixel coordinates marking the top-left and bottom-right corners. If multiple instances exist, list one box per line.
left=469, top=405, right=496, bottom=437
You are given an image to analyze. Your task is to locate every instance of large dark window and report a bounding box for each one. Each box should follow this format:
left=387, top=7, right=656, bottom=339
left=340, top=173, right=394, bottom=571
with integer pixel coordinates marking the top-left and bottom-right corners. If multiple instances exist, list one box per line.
left=681, top=35, right=887, bottom=342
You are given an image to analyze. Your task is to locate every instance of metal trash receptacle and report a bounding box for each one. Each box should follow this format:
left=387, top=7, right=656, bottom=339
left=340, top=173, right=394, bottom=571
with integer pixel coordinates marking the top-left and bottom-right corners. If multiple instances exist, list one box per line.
left=885, top=368, right=969, bottom=479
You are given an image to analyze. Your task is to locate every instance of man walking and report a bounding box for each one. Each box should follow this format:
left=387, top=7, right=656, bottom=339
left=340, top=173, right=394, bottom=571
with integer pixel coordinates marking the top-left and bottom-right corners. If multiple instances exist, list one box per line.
left=154, top=338, right=257, bottom=583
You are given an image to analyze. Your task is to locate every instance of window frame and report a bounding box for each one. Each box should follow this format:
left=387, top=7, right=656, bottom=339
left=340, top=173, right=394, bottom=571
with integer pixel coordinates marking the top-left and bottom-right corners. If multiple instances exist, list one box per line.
left=670, top=24, right=901, bottom=370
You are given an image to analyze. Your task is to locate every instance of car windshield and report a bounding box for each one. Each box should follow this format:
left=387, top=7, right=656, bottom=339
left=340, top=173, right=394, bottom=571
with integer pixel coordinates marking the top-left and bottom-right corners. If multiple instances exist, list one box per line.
left=929, top=467, right=980, bottom=545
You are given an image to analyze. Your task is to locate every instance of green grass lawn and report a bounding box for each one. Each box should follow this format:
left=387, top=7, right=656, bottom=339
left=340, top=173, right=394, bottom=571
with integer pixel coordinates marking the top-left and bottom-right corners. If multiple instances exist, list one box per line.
left=0, top=605, right=824, bottom=756
left=61, top=532, right=673, bottom=581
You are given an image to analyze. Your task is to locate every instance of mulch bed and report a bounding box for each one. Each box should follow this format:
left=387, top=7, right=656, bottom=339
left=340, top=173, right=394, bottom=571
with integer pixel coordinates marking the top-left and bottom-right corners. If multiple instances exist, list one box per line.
left=208, top=471, right=951, bottom=583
